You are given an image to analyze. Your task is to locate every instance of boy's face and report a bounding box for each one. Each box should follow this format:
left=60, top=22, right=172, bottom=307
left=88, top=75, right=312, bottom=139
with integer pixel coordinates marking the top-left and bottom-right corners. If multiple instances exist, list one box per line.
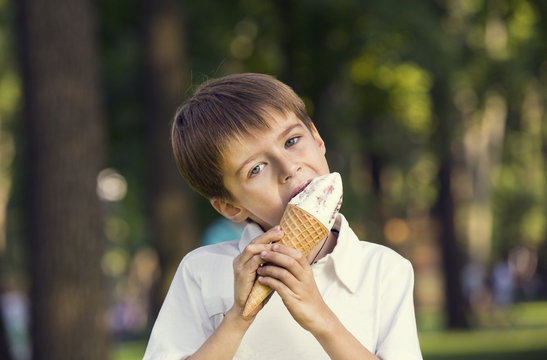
left=212, top=111, right=330, bottom=231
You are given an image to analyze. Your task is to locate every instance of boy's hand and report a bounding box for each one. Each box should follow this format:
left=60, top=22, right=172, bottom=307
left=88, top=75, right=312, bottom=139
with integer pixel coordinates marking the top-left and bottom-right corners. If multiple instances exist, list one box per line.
left=230, top=226, right=284, bottom=319
left=256, top=243, right=330, bottom=333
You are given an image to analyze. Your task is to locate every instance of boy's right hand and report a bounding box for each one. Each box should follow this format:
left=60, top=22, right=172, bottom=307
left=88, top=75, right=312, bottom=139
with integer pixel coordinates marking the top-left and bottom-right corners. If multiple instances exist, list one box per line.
left=230, top=225, right=284, bottom=319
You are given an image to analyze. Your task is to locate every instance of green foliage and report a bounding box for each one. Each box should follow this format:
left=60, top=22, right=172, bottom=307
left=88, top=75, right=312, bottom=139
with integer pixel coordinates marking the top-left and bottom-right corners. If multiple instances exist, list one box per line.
left=93, top=0, right=546, bottom=277
left=2, top=0, right=547, bottom=350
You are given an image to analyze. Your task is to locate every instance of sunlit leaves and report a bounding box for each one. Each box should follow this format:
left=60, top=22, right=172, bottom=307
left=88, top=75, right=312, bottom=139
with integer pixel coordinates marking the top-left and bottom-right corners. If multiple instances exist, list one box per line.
left=350, top=54, right=433, bottom=135
left=507, top=0, right=538, bottom=47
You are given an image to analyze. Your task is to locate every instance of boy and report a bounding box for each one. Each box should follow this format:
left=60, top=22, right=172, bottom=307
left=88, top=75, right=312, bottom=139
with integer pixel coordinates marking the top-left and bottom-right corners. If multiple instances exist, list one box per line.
left=143, top=73, right=422, bottom=359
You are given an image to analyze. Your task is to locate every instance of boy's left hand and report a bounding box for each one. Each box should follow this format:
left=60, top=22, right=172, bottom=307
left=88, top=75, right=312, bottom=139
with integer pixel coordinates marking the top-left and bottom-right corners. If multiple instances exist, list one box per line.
left=256, top=244, right=330, bottom=333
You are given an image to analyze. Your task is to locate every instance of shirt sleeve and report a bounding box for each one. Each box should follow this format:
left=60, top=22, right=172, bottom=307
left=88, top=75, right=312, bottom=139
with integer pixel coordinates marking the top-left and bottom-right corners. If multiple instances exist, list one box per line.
left=375, top=258, right=423, bottom=360
left=143, top=256, right=210, bottom=360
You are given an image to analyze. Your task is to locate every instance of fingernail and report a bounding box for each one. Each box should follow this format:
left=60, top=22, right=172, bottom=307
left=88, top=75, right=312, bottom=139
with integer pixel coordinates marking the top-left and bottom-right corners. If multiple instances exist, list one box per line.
left=260, top=251, right=267, bottom=258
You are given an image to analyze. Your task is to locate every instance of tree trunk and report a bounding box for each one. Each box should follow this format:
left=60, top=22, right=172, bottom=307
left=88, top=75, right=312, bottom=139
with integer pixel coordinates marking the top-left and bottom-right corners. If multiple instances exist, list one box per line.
left=140, top=0, right=198, bottom=319
left=274, top=0, right=296, bottom=84
left=359, top=117, right=386, bottom=232
left=16, top=0, right=107, bottom=358
left=0, top=308, right=11, bottom=360
left=435, top=160, right=468, bottom=328
left=431, top=81, right=468, bottom=329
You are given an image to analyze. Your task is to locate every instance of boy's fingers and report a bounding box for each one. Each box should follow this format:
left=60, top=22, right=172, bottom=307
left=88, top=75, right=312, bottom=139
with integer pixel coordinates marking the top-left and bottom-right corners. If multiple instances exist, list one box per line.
left=257, top=274, right=294, bottom=300
left=233, top=251, right=265, bottom=276
left=271, top=244, right=309, bottom=266
left=242, top=253, right=266, bottom=275
left=259, top=245, right=309, bottom=279
left=250, top=226, right=283, bottom=244
left=257, top=263, right=299, bottom=290
left=238, top=226, right=283, bottom=264
left=263, top=244, right=309, bottom=268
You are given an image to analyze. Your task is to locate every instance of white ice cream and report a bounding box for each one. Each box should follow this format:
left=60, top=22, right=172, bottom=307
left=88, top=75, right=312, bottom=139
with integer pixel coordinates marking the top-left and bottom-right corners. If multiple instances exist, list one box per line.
left=288, top=172, right=343, bottom=230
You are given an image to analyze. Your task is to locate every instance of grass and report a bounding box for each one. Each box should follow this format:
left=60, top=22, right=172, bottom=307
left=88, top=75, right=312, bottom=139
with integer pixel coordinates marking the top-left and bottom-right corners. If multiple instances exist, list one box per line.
left=112, top=301, right=547, bottom=360
left=419, top=301, right=547, bottom=360
left=420, top=326, right=547, bottom=360
left=111, top=340, right=147, bottom=360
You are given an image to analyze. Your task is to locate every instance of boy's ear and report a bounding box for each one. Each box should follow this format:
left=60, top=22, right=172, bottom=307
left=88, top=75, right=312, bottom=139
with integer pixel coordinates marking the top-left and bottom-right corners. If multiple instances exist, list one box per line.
left=309, top=123, right=326, bottom=154
left=210, top=197, right=250, bottom=223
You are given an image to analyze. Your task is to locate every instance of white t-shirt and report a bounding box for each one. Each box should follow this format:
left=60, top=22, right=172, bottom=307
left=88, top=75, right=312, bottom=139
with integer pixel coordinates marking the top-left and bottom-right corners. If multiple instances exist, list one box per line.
left=143, top=214, right=423, bottom=360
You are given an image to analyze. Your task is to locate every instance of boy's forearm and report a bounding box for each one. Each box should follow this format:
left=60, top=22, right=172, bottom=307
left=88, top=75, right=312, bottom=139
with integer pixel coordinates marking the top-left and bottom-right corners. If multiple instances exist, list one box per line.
left=187, top=308, right=252, bottom=360
left=312, top=309, right=380, bottom=360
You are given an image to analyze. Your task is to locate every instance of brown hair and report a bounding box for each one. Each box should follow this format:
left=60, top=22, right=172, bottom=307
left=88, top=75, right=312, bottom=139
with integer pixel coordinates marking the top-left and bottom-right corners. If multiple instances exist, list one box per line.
left=171, top=73, right=313, bottom=199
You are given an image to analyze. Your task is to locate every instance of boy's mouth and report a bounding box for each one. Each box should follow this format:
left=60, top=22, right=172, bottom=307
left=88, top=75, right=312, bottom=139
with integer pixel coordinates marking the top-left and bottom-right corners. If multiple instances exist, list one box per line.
left=289, top=179, right=313, bottom=201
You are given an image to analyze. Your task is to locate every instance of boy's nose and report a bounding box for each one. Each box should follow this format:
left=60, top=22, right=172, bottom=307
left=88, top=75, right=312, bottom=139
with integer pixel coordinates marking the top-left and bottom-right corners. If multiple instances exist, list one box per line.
left=279, top=156, right=301, bottom=183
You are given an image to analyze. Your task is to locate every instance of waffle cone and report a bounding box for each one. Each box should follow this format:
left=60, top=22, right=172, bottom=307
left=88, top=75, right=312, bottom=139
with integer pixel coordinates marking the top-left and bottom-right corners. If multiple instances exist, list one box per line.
left=242, top=204, right=329, bottom=317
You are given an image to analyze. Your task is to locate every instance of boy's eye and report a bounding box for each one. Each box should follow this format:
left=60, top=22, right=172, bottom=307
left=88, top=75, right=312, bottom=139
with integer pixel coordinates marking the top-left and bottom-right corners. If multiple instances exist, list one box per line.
left=285, top=136, right=300, bottom=147
left=250, top=163, right=265, bottom=176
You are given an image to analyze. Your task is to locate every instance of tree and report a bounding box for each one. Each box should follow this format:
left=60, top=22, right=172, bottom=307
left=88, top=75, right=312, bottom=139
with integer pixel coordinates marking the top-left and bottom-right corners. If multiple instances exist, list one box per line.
left=0, top=309, right=11, bottom=360
left=16, top=0, right=107, bottom=358
left=431, top=78, right=468, bottom=328
left=140, top=0, right=199, bottom=318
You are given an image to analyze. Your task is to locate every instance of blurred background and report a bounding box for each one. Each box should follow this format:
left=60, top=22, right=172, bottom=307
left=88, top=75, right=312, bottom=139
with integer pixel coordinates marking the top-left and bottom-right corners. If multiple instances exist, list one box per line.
left=1, top=0, right=546, bottom=359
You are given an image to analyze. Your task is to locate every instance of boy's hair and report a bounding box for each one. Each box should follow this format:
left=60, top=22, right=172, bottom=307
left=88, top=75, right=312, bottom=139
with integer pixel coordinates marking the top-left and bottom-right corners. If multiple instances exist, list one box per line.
left=171, top=73, right=313, bottom=200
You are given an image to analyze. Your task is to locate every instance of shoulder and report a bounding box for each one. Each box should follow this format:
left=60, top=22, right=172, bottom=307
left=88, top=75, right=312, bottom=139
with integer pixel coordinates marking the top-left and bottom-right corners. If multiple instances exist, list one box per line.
left=337, top=217, right=410, bottom=270
left=349, top=240, right=413, bottom=281
left=343, top=239, right=416, bottom=300
left=187, top=238, right=240, bottom=259
left=329, top=217, right=414, bottom=293
left=358, top=241, right=410, bottom=266
left=177, top=240, right=240, bottom=279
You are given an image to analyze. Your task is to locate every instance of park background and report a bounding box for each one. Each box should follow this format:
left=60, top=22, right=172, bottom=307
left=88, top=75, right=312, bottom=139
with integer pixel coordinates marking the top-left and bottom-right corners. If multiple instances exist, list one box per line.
left=1, top=0, right=547, bottom=359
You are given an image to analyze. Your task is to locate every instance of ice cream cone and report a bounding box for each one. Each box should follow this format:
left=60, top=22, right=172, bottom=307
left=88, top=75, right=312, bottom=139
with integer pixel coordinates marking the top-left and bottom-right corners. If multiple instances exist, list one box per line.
left=242, top=204, right=329, bottom=317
